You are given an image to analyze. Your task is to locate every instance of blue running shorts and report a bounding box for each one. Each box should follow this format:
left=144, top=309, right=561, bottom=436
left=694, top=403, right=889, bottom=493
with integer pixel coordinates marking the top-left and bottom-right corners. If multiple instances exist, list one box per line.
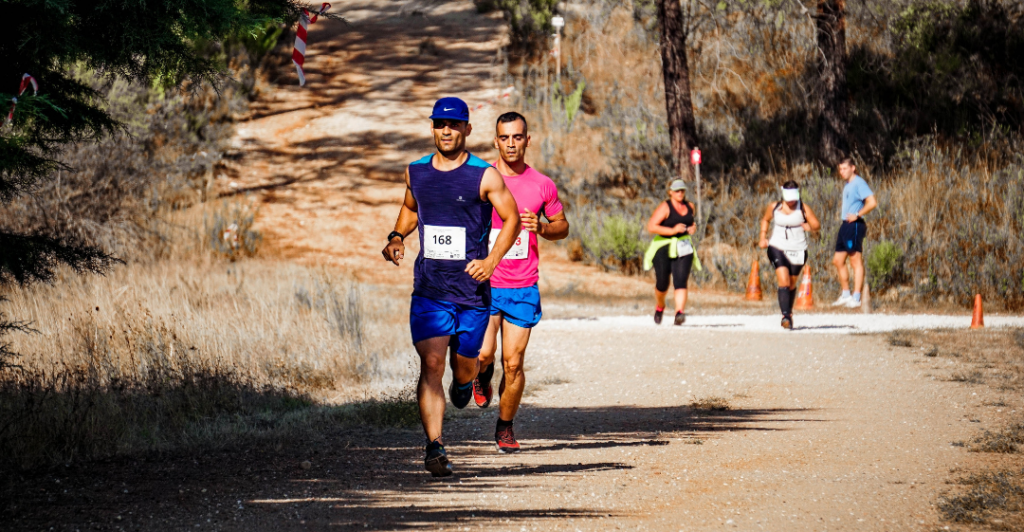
left=835, top=219, right=867, bottom=253
left=489, top=284, right=543, bottom=329
left=410, top=296, right=490, bottom=358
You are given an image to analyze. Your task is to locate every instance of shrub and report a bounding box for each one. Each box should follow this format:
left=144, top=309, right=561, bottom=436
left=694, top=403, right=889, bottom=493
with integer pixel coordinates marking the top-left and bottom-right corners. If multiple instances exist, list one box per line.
left=206, top=201, right=262, bottom=259
left=485, top=0, right=560, bottom=56
left=867, top=240, right=905, bottom=291
left=574, top=209, right=648, bottom=274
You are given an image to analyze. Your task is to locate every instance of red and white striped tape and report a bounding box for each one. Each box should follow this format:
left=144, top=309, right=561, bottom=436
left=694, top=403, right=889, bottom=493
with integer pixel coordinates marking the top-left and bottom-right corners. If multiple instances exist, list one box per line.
left=473, top=86, right=515, bottom=111
left=292, top=3, right=331, bottom=86
left=6, top=73, right=38, bottom=124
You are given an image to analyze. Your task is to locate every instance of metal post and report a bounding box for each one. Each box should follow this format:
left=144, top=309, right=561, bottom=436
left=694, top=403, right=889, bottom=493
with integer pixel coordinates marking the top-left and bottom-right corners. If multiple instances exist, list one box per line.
left=695, top=162, right=702, bottom=228
left=552, top=16, right=564, bottom=87
left=690, top=147, right=703, bottom=230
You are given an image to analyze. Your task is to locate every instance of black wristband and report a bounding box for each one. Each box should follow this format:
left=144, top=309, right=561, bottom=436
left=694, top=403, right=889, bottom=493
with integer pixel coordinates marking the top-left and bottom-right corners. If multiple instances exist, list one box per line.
left=387, top=231, right=404, bottom=242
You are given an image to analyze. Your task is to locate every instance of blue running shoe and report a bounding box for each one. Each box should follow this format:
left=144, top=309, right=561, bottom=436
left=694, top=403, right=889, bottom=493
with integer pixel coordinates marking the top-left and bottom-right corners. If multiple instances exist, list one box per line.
left=424, top=439, right=452, bottom=477
left=449, top=379, right=473, bottom=409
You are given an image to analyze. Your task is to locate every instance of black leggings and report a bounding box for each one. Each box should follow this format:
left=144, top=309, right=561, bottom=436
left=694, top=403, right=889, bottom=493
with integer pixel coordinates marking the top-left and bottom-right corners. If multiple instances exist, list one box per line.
left=653, top=245, right=693, bottom=291
left=766, top=246, right=805, bottom=279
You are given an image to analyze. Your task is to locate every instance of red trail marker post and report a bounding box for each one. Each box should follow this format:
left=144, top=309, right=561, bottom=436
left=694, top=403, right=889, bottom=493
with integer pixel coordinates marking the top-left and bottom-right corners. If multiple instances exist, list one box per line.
left=690, top=147, right=702, bottom=227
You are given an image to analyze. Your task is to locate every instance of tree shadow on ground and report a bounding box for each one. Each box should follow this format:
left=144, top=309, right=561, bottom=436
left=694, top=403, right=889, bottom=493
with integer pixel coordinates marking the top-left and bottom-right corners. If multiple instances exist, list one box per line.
left=2, top=400, right=821, bottom=531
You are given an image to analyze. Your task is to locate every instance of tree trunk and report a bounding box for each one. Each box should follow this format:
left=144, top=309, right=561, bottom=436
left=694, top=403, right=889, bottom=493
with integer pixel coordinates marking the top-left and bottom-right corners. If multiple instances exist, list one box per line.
left=656, top=0, right=698, bottom=180
left=815, top=0, right=849, bottom=166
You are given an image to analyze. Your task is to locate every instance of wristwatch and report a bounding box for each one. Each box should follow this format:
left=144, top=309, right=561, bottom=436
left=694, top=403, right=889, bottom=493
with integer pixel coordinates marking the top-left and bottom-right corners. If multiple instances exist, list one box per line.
left=387, top=231, right=404, bottom=242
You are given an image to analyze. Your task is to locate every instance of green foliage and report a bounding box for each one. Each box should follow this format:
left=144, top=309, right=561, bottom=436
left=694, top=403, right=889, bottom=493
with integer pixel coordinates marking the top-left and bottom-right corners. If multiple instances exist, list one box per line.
left=486, top=0, right=559, bottom=54
left=867, top=240, right=905, bottom=290
left=848, top=0, right=1024, bottom=158
left=0, top=0, right=317, bottom=286
left=575, top=209, right=648, bottom=273
left=552, top=81, right=586, bottom=130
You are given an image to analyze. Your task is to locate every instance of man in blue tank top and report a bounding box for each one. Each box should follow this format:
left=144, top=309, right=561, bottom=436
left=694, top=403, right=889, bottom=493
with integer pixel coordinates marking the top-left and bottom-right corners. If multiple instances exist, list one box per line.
left=382, top=97, right=521, bottom=477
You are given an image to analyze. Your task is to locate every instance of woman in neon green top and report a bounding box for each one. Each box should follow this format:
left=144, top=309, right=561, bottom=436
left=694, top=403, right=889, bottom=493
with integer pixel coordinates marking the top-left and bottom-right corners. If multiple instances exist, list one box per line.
left=644, top=179, right=699, bottom=325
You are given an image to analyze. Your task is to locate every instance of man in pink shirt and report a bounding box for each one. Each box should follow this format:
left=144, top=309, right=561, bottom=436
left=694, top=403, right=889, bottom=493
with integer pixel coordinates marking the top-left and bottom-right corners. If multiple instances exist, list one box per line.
left=472, top=111, right=569, bottom=453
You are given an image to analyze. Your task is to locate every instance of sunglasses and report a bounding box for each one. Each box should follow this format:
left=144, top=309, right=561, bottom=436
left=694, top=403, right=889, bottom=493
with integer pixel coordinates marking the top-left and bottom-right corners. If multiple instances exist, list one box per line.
left=432, top=119, right=466, bottom=130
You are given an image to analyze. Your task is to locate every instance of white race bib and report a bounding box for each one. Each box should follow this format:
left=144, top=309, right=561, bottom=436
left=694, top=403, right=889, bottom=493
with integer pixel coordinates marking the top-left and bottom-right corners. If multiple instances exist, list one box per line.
left=676, top=238, right=694, bottom=257
left=784, top=249, right=805, bottom=265
left=423, top=225, right=466, bottom=260
left=489, top=228, right=529, bottom=260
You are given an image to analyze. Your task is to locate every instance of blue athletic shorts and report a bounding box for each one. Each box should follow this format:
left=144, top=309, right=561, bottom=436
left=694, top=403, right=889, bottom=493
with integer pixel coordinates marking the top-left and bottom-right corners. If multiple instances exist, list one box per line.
left=409, top=296, right=490, bottom=358
left=835, top=219, right=867, bottom=253
left=489, top=284, right=543, bottom=329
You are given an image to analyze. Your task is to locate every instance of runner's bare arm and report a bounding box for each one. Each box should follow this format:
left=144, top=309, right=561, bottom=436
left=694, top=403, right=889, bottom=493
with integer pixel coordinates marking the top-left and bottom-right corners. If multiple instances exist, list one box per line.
left=857, top=195, right=877, bottom=219
left=686, top=202, right=697, bottom=235
left=758, top=203, right=775, bottom=248
left=382, top=169, right=419, bottom=266
left=802, top=203, right=821, bottom=232
left=465, top=167, right=520, bottom=282
left=646, top=203, right=684, bottom=236
left=531, top=210, right=568, bottom=241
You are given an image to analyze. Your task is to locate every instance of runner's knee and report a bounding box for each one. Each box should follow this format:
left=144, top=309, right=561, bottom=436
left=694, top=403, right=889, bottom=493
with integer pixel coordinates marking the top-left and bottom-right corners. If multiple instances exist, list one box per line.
left=502, top=355, right=524, bottom=376
left=420, top=355, right=446, bottom=379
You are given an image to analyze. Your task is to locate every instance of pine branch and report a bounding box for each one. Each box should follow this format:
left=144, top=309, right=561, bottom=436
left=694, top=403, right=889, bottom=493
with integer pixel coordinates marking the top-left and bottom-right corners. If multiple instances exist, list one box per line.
left=0, top=232, right=121, bottom=285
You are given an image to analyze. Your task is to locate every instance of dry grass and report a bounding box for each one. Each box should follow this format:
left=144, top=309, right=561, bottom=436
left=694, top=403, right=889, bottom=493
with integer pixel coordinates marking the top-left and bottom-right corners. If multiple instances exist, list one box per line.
left=969, top=423, right=1024, bottom=454
left=689, top=396, right=731, bottom=414
left=885, top=328, right=1024, bottom=391
left=939, top=469, right=1024, bottom=528
left=0, top=259, right=415, bottom=470
left=887, top=328, right=1024, bottom=528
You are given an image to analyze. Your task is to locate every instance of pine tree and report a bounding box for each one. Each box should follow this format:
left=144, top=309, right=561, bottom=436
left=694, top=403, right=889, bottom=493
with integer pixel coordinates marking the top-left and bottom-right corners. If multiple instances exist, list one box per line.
left=655, top=0, right=698, bottom=181
left=0, top=0, right=326, bottom=285
left=815, top=0, right=850, bottom=166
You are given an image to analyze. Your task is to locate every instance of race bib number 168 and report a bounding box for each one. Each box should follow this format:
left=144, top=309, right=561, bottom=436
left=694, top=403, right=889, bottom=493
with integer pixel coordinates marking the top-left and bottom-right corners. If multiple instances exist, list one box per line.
left=423, top=225, right=466, bottom=260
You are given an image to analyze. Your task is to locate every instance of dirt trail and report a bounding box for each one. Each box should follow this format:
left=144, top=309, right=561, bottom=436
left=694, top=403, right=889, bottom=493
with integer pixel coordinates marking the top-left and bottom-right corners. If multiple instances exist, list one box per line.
left=8, top=322, right=1020, bottom=531
left=7, top=2, right=1017, bottom=531
left=218, top=0, right=656, bottom=299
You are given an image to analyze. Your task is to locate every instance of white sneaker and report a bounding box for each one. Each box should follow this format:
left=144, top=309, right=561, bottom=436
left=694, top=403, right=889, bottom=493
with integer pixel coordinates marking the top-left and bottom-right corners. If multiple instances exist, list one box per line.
left=845, top=298, right=862, bottom=309
left=831, top=295, right=853, bottom=307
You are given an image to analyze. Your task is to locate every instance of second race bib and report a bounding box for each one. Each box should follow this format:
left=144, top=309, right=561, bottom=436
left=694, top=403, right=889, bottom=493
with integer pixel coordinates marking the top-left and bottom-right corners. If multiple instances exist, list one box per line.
left=784, top=249, right=805, bottom=265
left=424, top=225, right=466, bottom=260
left=489, top=228, right=529, bottom=260
left=676, top=238, right=694, bottom=257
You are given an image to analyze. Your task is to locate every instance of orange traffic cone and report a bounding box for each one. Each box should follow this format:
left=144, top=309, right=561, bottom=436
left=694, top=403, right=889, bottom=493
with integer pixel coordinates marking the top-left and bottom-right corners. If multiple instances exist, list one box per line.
left=794, top=265, right=813, bottom=310
left=745, top=260, right=762, bottom=301
left=970, top=294, right=984, bottom=329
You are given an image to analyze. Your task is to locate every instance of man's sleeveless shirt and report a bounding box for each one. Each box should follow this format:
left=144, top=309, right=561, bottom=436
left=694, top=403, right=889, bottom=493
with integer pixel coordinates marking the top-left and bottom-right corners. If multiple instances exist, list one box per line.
left=409, top=153, right=493, bottom=307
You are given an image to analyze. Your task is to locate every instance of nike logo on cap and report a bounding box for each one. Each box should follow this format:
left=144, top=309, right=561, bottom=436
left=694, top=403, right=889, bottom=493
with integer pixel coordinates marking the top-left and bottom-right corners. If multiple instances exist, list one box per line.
left=443, top=107, right=455, bottom=111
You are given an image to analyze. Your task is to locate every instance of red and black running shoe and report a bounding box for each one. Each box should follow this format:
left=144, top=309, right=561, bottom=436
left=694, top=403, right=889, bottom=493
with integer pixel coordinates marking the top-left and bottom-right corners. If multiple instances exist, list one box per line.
left=473, top=378, right=493, bottom=408
left=473, top=363, right=494, bottom=408
left=654, top=308, right=664, bottom=324
left=495, top=423, right=520, bottom=453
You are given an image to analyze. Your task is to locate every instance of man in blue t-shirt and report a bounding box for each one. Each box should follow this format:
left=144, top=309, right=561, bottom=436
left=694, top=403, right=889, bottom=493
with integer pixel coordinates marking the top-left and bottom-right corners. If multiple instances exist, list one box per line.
left=831, top=157, right=877, bottom=308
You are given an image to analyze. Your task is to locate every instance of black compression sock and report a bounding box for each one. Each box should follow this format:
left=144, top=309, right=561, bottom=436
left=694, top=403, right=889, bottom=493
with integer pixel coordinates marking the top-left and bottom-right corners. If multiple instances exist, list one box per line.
left=496, top=418, right=514, bottom=430
left=478, top=362, right=494, bottom=383
left=778, top=288, right=791, bottom=317
left=788, top=287, right=797, bottom=315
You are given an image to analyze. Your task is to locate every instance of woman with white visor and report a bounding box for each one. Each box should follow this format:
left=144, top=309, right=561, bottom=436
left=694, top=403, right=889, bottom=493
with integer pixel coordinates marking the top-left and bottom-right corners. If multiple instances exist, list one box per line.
left=758, top=180, right=821, bottom=329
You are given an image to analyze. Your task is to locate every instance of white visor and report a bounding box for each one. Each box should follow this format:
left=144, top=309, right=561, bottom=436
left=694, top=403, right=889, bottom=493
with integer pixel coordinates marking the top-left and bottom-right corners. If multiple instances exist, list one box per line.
left=781, top=188, right=800, bottom=202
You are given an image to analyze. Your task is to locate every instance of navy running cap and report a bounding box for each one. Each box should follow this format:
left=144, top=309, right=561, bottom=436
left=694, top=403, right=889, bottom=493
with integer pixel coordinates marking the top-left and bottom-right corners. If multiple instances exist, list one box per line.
left=430, top=97, right=470, bottom=122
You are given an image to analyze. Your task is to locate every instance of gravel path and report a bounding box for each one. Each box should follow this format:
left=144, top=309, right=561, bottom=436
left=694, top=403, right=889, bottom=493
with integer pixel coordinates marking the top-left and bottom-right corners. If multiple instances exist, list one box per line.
left=12, top=317, right=1014, bottom=531
left=542, top=313, right=1024, bottom=334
